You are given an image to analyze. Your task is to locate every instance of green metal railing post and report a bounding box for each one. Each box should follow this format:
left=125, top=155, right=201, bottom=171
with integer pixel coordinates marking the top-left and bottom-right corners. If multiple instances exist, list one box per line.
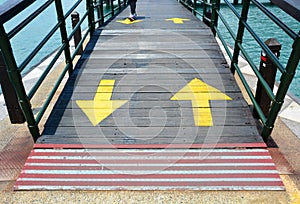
left=95, top=0, right=103, bottom=27
left=118, top=0, right=121, bottom=11
left=193, top=0, right=197, bottom=15
left=0, top=25, right=40, bottom=140
left=110, top=0, right=114, bottom=16
left=0, top=51, right=25, bottom=124
left=202, top=0, right=207, bottom=21
left=211, top=0, right=220, bottom=36
left=262, top=33, right=300, bottom=141
left=54, top=0, right=73, bottom=76
left=87, top=0, right=95, bottom=37
left=230, top=0, right=250, bottom=74
left=100, top=0, right=104, bottom=26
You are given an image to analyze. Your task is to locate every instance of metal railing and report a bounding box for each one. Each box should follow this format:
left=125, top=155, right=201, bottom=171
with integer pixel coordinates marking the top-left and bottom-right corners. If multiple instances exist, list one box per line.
left=0, top=0, right=127, bottom=141
left=179, top=0, right=300, bottom=141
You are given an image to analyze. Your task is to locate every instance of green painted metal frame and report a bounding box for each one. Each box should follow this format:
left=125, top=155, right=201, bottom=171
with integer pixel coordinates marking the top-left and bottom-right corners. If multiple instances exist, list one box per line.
left=0, top=0, right=127, bottom=141
left=180, top=0, right=300, bottom=141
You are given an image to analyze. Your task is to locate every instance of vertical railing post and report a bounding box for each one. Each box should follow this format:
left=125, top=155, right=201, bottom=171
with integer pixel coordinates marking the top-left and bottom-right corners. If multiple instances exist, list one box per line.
left=233, top=0, right=239, bottom=5
left=95, top=0, right=101, bottom=27
left=0, top=25, right=40, bottom=140
left=254, top=38, right=281, bottom=119
left=0, top=51, right=25, bottom=123
left=54, top=0, right=73, bottom=75
left=203, top=0, right=212, bottom=27
left=98, top=0, right=104, bottom=26
left=193, top=0, right=197, bottom=15
left=87, top=0, right=95, bottom=37
left=202, top=0, right=207, bottom=21
left=110, top=0, right=114, bottom=16
left=71, top=12, right=83, bottom=55
left=230, top=0, right=250, bottom=74
left=210, top=0, right=220, bottom=36
left=118, top=0, right=121, bottom=11
left=262, top=33, right=300, bottom=141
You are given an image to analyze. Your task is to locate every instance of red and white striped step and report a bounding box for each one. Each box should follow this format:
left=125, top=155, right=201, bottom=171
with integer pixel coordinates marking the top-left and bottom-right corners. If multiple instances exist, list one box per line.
left=14, top=145, right=284, bottom=191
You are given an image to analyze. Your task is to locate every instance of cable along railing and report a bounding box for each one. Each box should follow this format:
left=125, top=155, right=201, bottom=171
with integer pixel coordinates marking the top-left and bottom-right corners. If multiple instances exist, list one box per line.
left=179, top=0, right=300, bottom=141
left=0, top=0, right=127, bottom=141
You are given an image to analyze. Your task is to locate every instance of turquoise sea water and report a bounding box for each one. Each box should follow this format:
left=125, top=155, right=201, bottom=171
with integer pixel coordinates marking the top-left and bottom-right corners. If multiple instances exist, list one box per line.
left=217, top=2, right=300, bottom=98
left=0, top=0, right=299, bottom=98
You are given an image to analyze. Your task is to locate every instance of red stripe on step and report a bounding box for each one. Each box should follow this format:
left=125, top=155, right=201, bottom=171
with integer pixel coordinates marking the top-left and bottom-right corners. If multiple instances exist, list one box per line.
left=25, top=158, right=275, bottom=164
left=17, top=173, right=282, bottom=179
left=14, top=180, right=284, bottom=187
left=21, top=165, right=277, bottom=171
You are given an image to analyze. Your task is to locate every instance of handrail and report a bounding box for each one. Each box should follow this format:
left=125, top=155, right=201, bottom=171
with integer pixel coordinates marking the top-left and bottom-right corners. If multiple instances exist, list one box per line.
left=0, top=0, right=127, bottom=141
left=180, top=0, right=300, bottom=141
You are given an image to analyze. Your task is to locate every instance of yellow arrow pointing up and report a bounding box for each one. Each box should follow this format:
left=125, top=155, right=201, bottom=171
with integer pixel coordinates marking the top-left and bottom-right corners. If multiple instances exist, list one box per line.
left=165, top=18, right=190, bottom=24
left=117, top=18, right=143, bottom=24
left=171, top=78, right=232, bottom=126
left=76, top=80, right=127, bottom=126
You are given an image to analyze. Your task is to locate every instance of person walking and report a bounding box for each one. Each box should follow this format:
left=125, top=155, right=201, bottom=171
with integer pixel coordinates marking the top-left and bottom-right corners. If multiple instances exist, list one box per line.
left=128, top=0, right=137, bottom=21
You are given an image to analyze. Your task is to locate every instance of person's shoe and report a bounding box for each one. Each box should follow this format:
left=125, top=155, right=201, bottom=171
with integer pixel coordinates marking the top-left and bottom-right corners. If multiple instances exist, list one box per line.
left=128, top=14, right=136, bottom=21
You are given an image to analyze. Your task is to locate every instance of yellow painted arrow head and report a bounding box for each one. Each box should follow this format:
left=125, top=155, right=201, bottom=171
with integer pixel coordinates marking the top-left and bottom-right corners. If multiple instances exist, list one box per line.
left=165, top=18, right=190, bottom=24
left=76, top=80, right=127, bottom=126
left=117, top=18, right=143, bottom=24
left=171, top=78, right=232, bottom=126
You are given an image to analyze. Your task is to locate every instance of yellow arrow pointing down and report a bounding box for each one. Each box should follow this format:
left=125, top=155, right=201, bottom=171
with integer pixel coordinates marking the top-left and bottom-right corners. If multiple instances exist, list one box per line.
left=171, top=78, right=232, bottom=126
left=76, top=80, right=128, bottom=126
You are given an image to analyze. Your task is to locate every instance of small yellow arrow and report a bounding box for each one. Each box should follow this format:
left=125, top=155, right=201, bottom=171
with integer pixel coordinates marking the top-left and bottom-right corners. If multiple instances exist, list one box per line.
left=76, top=80, right=127, bottom=126
left=165, top=18, right=190, bottom=24
left=171, top=78, right=232, bottom=126
left=117, top=18, right=143, bottom=24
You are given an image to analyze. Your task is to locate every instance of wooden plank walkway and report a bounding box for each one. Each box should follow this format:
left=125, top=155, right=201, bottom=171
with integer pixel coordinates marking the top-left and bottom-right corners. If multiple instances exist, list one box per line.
left=15, top=0, right=286, bottom=192
left=38, top=0, right=264, bottom=146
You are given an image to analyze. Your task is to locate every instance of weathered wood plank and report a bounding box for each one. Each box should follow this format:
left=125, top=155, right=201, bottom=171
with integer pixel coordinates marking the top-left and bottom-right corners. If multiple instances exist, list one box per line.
left=38, top=135, right=262, bottom=145
left=42, top=126, right=259, bottom=138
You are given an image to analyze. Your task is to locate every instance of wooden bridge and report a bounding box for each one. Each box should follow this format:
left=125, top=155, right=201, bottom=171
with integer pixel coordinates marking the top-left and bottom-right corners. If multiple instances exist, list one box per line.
left=14, top=0, right=284, bottom=191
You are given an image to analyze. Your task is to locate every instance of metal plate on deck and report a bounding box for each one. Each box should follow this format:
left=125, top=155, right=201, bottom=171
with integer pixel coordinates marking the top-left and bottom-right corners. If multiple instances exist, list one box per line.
left=14, top=145, right=284, bottom=191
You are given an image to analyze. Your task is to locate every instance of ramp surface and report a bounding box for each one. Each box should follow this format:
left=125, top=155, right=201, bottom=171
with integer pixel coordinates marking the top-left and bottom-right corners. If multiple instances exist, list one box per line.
left=14, top=145, right=284, bottom=191
left=14, top=0, right=284, bottom=191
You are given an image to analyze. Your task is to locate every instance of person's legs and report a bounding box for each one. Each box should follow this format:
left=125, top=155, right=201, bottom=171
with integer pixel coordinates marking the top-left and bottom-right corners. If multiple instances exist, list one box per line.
left=128, top=0, right=137, bottom=16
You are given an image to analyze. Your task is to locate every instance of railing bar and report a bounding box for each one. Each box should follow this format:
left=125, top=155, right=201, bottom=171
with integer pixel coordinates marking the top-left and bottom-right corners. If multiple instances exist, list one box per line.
left=251, top=0, right=297, bottom=40
left=217, top=11, right=236, bottom=41
left=242, top=20, right=285, bottom=73
left=7, top=0, right=55, bottom=39
left=215, top=27, right=233, bottom=60
left=18, top=22, right=61, bottom=73
left=68, top=11, right=88, bottom=41
left=64, top=0, right=83, bottom=19
left=28, top=44, right=66, bottom=99
left=71, top=27, right=91, bottom=60
left=234, top=63, right=267, bottom=124
left=238, top=42, right=276, bottom=101
left=200, top=0, right=212, bottom=7
left=0, top=25, right=39, bottom=139
left=194, top=10, right=203, bottom=17
left=55, top=0, right=74, bottom=75
left=223, top=0, right=241, bottom=19
left=36, top=62, right=70, bottom=124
